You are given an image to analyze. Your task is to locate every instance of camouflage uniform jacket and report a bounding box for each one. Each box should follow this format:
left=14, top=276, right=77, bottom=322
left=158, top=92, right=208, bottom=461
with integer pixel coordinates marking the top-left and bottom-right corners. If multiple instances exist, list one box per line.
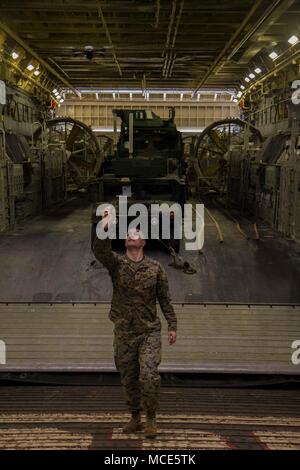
left=92, top=237, right=177, bottom=335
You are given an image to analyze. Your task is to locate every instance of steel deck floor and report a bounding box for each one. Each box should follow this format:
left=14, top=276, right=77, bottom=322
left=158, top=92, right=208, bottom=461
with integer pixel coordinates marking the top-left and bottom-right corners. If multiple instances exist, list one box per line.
left=0, top=197, right=300, bottom=303
left=0, top=302, right=299, bottom=374
left=0, top=385, right=299, bottom=450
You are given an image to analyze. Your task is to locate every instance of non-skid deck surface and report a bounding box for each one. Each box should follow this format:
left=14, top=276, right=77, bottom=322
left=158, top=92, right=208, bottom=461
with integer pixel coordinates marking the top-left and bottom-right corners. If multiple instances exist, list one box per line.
left=0, top=302, right=299, bottom=374
left=1, top=197, right=300, bottom=303
left=0, top=386, right=300, bottom=449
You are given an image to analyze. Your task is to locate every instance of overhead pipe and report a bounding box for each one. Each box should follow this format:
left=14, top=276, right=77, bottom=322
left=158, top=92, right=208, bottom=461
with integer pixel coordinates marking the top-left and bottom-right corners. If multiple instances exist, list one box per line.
left=170, top=0, right=184, bottom=50
left=162, top=53, right=171, bottom=78
left=163, top=0, right=177, bottom=57
left=162, top=0, right=184, bottom=78
left=154, top=0, right=160, bottom=29
left=167, top=53, right=176, bottom=78
left=164, top=0, right=184, bottom=78
left=48, top=57, right=72, bottom=81
left=97, top=0, right=122, bottom=77
left=164, top=51, right=176, bottom=79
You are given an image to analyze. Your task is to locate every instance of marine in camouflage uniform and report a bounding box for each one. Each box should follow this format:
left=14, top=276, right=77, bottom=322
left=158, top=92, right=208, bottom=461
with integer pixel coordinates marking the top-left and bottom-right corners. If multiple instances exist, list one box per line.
left=92, top=236, right=177, bottom=416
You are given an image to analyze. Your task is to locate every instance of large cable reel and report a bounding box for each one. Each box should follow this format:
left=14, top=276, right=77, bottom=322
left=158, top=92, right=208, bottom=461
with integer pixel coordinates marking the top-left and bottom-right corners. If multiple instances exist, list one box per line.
left=42, top=117, right=103, bottom=190
left=193, top=118, right=262, bottom=192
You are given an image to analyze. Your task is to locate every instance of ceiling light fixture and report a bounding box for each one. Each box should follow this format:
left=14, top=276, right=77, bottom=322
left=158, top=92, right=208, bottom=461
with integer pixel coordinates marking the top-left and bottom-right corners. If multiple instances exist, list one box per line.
left=26, top=64, right=35, bottom=71
left=288, top=35, right=299, bottom=45
left=249, top=73, right=255, bottom=79
left=245, top=77, right=250, bottom=82
left=269, top=51, right=278, bottom=60
left=254, top=67, right=262, bottom=74
left=11, top=51, right=19, bottom=60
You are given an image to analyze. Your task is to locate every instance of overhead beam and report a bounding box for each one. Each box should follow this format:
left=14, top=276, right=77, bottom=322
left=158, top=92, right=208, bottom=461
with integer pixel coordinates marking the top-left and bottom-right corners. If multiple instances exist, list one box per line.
left=96, top=1, right=122, bottom=77
left=1, top=18, right=248, bottom=26
left=0, top=2, right=250, bottom=13
left=0, top=20, right=81, bottom=97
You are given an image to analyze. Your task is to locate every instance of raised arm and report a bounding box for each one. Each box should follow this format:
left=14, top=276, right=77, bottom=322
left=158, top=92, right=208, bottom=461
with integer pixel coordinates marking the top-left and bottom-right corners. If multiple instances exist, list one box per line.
left=92, top=210, right=119, bottom=278
left=156, top=264, right=177, bottom=334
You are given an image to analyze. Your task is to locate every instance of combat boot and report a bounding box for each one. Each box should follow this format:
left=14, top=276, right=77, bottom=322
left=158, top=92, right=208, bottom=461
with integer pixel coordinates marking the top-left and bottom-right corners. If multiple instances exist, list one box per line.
left=122, top=411, right=144, bottom=433
left=144, top=412, right=157, bottom=439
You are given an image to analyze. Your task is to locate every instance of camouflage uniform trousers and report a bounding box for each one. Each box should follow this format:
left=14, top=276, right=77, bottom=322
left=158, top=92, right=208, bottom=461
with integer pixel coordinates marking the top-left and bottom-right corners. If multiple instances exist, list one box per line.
left=113, top=330, right=162, bottom=413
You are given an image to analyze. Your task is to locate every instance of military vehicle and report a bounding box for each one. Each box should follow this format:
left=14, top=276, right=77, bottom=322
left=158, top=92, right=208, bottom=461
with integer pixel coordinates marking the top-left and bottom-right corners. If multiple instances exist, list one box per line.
left=91, top=108, right=187, bottom=252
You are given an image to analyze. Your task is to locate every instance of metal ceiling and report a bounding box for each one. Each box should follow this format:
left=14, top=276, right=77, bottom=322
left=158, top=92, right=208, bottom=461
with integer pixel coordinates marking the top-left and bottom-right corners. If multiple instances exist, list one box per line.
left=0, top=0, right=300, bottom=92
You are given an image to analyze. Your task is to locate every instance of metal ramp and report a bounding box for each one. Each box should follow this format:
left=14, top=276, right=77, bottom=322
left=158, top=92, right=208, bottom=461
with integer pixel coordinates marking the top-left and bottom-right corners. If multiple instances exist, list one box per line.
left=0, top=302, right=299, bottom=374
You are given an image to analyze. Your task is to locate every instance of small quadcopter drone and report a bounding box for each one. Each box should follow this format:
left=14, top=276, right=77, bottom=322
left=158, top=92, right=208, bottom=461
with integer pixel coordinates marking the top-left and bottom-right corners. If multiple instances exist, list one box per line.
left=73, top=45, right=113, bottom=60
